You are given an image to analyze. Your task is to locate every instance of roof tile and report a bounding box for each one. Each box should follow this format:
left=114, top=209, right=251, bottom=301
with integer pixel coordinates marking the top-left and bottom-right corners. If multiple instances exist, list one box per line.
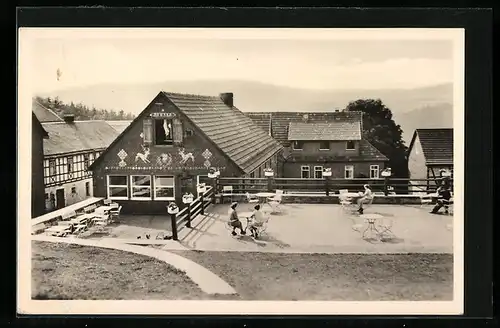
left=32, top=99, right=63, bottom=123
left=288, top=121, right=361, bottom=141
left=416, top=128, right=453, bottom=165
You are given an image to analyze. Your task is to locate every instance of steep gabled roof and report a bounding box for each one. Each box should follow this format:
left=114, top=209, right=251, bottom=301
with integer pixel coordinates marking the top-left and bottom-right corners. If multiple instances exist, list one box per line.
left=244, top=113, right=272, bottom=136
left=32, top=99, right=63, bottom=123
left=106, top=120, right=132, bottom=134
left=288, top=121, right=362, bottom=141
left=359, top=139, right=388, bottom=161
left=409, top=128, right=453, bottom=165
left=164, top=92, right=282, bottom=174
left=246, top=111, right=363, bottom=144
left=90, top=92, right=283, bottom=175
left=41, top=120, right=120, bottom=156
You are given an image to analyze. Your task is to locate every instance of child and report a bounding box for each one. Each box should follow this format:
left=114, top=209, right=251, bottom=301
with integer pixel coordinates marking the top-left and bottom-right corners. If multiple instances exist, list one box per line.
left=430, top=181, right=452, bottom=214
left=248, top=204, right=267, bottom=239
left=228, top=202, right=246, bottom=236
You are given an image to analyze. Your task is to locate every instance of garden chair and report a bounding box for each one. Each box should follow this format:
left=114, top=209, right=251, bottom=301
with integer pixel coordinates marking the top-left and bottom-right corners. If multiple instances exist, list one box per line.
left=376, top=217, right=395, bottom=240
left=249, top=216, right=270, bottom=239
left=245, top=192, right=259, bottom=204
left=109, top=205, right=122, bottom=223
left=419, top=193, right=434, bottom=208
left=267, top=189, right=284, bottom=202
left=267, top=193, right=283, bottom=213
left=339, top=189, right=355, bottom=213
left=222, top=186, right=234, bottom=204
left=103, top=199, right=112, bottom=205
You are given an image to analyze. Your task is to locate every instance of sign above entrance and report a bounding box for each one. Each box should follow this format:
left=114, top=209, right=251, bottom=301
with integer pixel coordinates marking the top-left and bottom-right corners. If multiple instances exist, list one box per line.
left=150, top=112, right=177, bottom=118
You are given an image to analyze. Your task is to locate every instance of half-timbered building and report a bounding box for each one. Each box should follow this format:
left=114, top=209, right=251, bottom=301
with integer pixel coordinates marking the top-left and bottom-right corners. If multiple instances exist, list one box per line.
left=89, top=91, right=283, bottom=215
left=32, top=112, right=49, bottom=217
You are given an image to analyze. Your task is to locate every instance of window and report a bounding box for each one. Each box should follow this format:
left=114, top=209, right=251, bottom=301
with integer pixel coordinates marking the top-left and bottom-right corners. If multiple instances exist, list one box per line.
left=293, top=141, right=304, bottom=150
left=346, top=141, right=355, bottom=150
left=154, top=119, right=174, bottom=145
left=71, top=187, right=76, bottom=194
left=130, top=175, right=152, bottom=200
left=67, top=157, right=74, bottom=172
left=301, top=166, right=310, bottom=179
left=154, top=176, right=175, bottom=200
left=250, top=172, right=255, bottom=178
left=344, top=165, right=354, bottom=179
left=319, top=141, right=330, bottom=150
left=314, top=166, right=323, bottom=179
left=85, top=182, right=91, bottom=196
left=49, top=159, right=56, bottom=176
left=185, top=129, right=193, bottom=137
left=370, top=165, right=380, bottom=179
left=107, top=175, right=128, bottom=200
left=83, top=154, right=90, bottom=170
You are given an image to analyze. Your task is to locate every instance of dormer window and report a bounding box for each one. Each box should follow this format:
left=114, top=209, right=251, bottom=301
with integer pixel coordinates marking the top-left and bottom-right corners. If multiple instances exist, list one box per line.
left=346, top=141, right=355, bottom=150
left=154, top=119, right=174, bottom=145
left=293, top=141, right=304, bottom=150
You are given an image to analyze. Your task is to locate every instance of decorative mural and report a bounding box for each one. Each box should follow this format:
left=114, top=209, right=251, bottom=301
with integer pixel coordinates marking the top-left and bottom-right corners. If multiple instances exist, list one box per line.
left=117, top=149, right=128, bottom=168
left=178, top=148, right=195, bottom=165
left=202, top=148, right=213, bottom=169
left=135, top=145, right=151, bottom=164
left=156, top=153, right=173, bottom=167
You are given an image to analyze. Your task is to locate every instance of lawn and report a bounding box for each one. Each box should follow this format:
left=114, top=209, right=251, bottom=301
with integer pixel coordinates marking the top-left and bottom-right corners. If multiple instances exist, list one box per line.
left=31, top=241, right=236, bottom=300
left=169, top=250, right=454, bottom=301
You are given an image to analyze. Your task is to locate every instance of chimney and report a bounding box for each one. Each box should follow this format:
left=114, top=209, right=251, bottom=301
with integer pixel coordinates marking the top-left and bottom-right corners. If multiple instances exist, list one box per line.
left=63, top=114, right=75, bottom=124
left=219, top=93, right=234, bottom=107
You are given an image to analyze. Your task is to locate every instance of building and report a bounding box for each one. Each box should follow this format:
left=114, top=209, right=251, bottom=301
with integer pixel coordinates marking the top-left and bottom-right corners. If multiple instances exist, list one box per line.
left=32, top=113, right=49, bottom=218
left=106, top=120, right=132, bottom=134
left=89, top=91, right=283, bottom=214
left=407, top=128, right=453, bottom=191
left=32, top=98, right=64, bottom=123
left=40, top=114, right=120, bottom=212
left=246, top=111, right=388, bottom=179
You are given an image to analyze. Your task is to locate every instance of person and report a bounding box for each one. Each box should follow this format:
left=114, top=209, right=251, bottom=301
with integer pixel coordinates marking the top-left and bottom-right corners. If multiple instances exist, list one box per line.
left=430, top=179, right=452, bottom=214
left=248, top=204, right=267, bottom=239
left=228, top=202, right=246, bottom=236
left=357, top=184, right=373, bottom=214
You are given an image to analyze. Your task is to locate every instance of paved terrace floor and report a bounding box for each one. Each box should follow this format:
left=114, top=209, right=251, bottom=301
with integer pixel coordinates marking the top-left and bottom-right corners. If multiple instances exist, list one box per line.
left=91, top=203, right=453, bottom=254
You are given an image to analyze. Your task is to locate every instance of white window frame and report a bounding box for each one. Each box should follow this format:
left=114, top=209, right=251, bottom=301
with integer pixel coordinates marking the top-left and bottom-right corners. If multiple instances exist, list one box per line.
left=293, top=141, right=304, bottom=150
left=130, top=175, right=153, bottom=200
left=370, top=165, right=380, bottom=179
left=344, top=165, right=354, bottom=180
left=107, top=175, right=129, bottom=200
left=153, top=175, right=175, bottom=201
left=314, top=166, right=323, bottom=179
left=346, top=141, right=356, bottom=150
left=301, top=165, right=310, bottom=179
left=319, top=141, right=330, bottom=150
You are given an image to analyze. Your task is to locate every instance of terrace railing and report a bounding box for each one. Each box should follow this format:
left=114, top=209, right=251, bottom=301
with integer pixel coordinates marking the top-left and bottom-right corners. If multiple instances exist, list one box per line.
left=168, top=186, right=215, bottom=240
left=211, top=177, right=453, bottom=197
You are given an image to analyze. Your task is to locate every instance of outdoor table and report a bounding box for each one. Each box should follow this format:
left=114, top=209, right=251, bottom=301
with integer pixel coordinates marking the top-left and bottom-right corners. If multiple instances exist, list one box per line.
left=255, top=192, right=276, bottom=204
left=95, top=205, right=113, bottom=214
left=359, top=213, right=384, bottom=239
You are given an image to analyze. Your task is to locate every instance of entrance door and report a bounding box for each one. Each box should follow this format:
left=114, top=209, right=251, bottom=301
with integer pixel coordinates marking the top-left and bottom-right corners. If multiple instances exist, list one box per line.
left=55, top=188, right=65, bottom=209
left=180, top=176, right=196, bottom=199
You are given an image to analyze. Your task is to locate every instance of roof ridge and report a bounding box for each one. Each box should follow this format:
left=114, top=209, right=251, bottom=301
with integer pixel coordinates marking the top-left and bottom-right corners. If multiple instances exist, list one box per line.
left=162, top=91, right=220, bottom=99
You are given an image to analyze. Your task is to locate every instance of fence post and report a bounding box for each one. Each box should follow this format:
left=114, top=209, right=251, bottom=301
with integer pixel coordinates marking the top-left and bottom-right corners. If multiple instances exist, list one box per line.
left=212, top=178, right=218, bottom=204
left=267, top=176, right=273, bottom=192
left=384, top=177, right=389, bottom=196
left=325, top=176, right=330, bottom=196
left=170, top=213, right=178, bottom=241
left=201, top=191, right=205, bottom=215
left=186, top=204, right=192, bottom=228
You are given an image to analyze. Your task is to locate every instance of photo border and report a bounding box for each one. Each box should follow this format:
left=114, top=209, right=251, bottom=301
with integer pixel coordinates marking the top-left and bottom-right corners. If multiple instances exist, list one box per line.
left=12, top=6, right=493, bottom=326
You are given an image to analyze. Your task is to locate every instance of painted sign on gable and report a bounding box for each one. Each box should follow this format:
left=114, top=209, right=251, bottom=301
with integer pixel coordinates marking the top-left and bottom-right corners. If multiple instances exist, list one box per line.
left=150, top=112, right=177, bottom=118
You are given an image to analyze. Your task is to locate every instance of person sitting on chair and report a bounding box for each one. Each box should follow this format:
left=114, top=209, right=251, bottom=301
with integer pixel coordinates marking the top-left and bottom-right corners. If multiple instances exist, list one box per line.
left=357, top=184, right=373, bottom=215
left=431, top=179, right=452, bottom=214
left=248, top=204, right=267, bottom=239
left=228, top=202, right=246, bottom=236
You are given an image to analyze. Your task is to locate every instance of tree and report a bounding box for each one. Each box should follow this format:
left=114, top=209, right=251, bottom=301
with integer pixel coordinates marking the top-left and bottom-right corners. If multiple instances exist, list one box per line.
left=345, top=99, right=408, bottom=178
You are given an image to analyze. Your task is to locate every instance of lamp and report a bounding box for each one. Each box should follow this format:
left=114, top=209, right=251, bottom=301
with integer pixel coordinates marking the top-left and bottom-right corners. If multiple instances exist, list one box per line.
left=264, top=168, right=274, bottom=177
left=381, top=168, right=392, bottom=177
left=323, top=168, right=332, bottom=177
left=182, top=192, right=194, bottom=204
left=167, top=202, right=179, bottom=215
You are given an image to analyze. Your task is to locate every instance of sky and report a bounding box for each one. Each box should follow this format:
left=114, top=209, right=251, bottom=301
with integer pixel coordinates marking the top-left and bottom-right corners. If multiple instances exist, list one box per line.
left=23, top=28, right=457, bottom=93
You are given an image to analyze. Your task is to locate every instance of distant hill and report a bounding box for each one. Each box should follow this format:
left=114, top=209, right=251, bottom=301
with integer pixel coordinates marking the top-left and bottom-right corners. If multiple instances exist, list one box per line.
left=38, top=79, right=453, bottom=144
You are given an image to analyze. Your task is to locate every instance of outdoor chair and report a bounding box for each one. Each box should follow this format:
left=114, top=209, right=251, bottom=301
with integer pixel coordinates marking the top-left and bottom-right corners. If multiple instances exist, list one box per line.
left=338, top=189, right=355, bottom=213
left=267, top=194, right=283, bottom=213
left=419, top=193, right=434, bottom=208
left=267, top=189, right=284, bottom=202
left=109, top=205, right=122, bottom=223
left=222, top=186, right=234, bottom=203
left=376, top=217, right=395, bottom=240
left=250, top=216, right=270, bottom=239
left=245, top=192, right=259, bottom=204
left=103, top=199, right=112, bottom=205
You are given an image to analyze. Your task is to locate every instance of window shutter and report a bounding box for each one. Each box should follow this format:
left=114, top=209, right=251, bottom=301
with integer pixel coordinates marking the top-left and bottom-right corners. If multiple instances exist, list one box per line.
left=172, top=118, right=183, bottom=145
left=143, top=118, right=153, bottom=146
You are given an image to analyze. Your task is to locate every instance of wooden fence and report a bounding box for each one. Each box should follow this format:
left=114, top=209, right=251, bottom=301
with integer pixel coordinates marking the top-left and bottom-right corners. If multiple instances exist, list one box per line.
left=210, top=176, right=453, bottom=197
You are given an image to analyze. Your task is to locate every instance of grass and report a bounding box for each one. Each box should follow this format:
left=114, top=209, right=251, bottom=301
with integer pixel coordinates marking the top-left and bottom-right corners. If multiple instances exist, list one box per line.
left=31, top=241, right=236, bottom=300
left=169, top=250, right=454, bottom=301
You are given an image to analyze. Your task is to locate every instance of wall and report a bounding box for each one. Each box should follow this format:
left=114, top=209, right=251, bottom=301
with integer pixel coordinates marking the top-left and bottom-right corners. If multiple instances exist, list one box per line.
left=32, top=122, right=46, bottom=218
left=44, top=178, right=93, bottom=212
left=283, top=161, right=385, bottom=179
left=92, top=93, right=243, bottom=214
left=408, top=135, right=427, bottom=181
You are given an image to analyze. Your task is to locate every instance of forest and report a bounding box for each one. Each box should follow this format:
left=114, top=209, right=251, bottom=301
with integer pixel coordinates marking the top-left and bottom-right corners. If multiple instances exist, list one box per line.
left=35, top=96, right=136, bottom=121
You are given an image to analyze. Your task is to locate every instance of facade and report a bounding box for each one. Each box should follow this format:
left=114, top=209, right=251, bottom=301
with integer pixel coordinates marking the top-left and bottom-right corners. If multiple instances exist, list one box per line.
left=89, top=91, right=283, bottom=215
left=39, top=110, right=119, bottom=212
left=407, top=128, right=453, bottom=191
left=246, top=111, right=388, bottom=180
left=32, top=113, right=49, bottom=218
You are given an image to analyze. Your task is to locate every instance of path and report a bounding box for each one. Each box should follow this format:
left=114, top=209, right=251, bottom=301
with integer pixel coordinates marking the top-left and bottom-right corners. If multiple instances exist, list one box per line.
left=32, top=235, right=237, bottom=295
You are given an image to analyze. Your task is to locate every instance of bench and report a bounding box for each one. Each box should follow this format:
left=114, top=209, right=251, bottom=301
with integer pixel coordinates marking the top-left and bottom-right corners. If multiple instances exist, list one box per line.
left=61, top=210, right=77, bottom=221
left=31, top=223, right=47, bottom=235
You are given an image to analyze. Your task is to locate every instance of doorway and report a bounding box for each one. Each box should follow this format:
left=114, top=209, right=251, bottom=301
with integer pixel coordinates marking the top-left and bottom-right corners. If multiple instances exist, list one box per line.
left=56, top=188, right=65, bottom=209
